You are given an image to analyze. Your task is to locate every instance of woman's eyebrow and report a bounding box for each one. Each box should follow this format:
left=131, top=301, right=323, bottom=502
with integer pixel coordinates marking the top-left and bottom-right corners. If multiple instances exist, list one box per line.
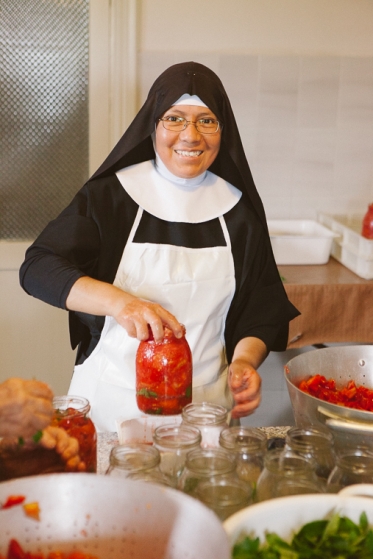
left=165, top=108, right=217, bottom=118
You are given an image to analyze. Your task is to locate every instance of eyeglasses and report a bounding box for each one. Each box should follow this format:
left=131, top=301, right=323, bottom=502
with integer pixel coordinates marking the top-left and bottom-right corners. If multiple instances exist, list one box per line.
left=159, top=116, right=221, bottom=134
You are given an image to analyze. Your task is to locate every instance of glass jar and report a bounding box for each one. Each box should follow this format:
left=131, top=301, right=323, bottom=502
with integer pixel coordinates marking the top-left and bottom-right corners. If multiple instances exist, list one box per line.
left=181, top=402, right=228, bottom=448
left=126, top=470, right=176, bottom=487
left=178, top=447, right=238, bottom=496
left=152, top=424, right=202, bottom=482
left=285, top=425, right=336, bottom=484
left=195, top=477, right=252, bottom=521
left=327, top=450, right=373, bottom=493
left=136, top=326, right=192, bottom=415
left=52, top=395, right=97, bottom=473
left=256, top=449, right=323, bottom=502
left=362, top=203, right=373, bottom=239
left=105, top=443, right=161, bottom=477
left=219, top=426, right=267, bottom=488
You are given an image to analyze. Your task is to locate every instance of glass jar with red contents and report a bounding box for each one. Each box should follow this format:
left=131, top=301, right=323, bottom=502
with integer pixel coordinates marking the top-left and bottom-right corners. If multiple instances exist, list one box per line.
left=52, top=395, right=97, bottom=472
left=136, top=325, right=193, bottom=415
left=362, top=203, right=373, bottom=239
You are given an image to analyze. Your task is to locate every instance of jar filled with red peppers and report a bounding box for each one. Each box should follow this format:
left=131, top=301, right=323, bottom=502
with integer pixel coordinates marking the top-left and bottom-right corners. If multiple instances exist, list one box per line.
left=136, top=326, right=193, bottom=415
left=52, top=396, right=97, bottom=472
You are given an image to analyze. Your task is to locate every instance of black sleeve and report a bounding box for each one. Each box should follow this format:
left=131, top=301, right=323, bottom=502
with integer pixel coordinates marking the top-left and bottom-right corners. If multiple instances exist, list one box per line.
left=19, top=189, right=100, bottom=309
left=224, top=201, right=300, bottom=361
left=19, top=176, right=138, bottom=309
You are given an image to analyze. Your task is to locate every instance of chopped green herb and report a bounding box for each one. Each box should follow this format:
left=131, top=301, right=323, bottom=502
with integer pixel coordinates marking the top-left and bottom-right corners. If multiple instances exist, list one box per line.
left=185, top=384, right=192, bottom=398
left=232, top=512, right=373, bottom=559
left=136, top=388, right=159, bottom=398
left=32, top=430, right=43, bottom=443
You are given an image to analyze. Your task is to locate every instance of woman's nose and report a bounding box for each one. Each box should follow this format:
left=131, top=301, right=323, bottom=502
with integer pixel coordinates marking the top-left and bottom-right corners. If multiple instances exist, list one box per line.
left=179, top=121, right=201, bottom=141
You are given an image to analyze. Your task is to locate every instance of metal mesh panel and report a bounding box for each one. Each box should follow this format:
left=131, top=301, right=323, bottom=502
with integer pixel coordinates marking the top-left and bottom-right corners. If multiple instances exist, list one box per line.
left=0, top=0, right=89, bottom=239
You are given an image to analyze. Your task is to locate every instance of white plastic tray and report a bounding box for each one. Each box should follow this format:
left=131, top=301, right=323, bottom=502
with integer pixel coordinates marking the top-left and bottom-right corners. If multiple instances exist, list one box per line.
left=318, top=213, right=373, bottom=279
left=267, top=219, right=336, bottom=265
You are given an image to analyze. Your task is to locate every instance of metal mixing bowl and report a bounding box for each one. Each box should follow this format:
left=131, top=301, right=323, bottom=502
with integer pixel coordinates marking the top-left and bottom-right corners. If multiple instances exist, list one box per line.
left=284, top=345, right=373, bottom=450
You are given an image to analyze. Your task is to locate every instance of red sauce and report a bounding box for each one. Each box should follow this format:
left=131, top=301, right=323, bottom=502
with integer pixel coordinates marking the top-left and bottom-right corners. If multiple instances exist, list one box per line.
left=52, top=404, right=97, bottom=473
left=299, top=374, right=373, bottom=412
left=136, top=327, right=193, bottom=415
left=2, top=539, right=99, bottom=559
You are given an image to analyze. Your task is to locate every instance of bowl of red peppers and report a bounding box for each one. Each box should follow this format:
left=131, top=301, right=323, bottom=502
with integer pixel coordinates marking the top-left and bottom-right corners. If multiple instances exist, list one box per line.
left=0, top=473, right=230, bottom=559
left=284, top=345, right=373, bottom=451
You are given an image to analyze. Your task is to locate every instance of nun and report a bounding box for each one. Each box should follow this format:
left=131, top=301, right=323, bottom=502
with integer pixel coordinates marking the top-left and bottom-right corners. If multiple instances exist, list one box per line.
left=20, top=62, right=299, bottom=431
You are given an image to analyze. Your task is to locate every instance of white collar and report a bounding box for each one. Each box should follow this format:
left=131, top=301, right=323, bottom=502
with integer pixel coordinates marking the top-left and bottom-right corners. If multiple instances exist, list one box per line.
left=116, top=161, right=241, bottom=223
left=154, top=152, right=206, bottom=188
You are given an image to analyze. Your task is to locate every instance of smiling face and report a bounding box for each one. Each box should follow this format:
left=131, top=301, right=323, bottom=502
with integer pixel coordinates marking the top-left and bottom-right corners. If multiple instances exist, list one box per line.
left=155, top=105, right=221, bottom=179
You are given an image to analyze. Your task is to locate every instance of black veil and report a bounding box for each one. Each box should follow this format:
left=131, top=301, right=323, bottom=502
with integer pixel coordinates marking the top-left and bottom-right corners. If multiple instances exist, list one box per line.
left=90, top=61, right=268, bottom=228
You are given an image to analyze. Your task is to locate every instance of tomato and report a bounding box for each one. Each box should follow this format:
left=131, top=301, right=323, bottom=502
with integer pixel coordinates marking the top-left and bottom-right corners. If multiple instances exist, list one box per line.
left=23, top=502, right=40, bottom=521
left=7, top=539, right=27, bottom=559
left=299, top=374, right=373, bottom=412
left=136, top=327, right=193, bottom=415
left=1, top=495, right=25, bottom=509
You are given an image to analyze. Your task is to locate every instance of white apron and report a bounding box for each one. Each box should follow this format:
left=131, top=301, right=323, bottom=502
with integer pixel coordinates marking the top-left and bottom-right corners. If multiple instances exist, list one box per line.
left=69, top=164, right=239, bottom=432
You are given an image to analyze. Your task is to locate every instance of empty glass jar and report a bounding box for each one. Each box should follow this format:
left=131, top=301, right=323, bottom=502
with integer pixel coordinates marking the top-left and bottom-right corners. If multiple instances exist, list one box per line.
left=219, top=426, right=267, bottom=489
left=126, top=470, right=176, bottom=487
left=181, top=402, right=228, bottom=448
left=195, top=477, right=252, bottom=521
left=327, top=449, right=373, bottom=493
left=285, top=425, right=336, bottom=484
left=106, top=443, right=161, bottom=478
left=152, top=423, right=202, bottom=482
left=256, top=448, right=323, bottom=502
left=178, top=447, right=238, bottom=496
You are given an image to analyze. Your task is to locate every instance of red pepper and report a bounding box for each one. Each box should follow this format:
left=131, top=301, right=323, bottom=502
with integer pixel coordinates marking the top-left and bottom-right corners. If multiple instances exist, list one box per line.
left=136, top=327, right=192, bottom=415
left=6, top=539, right=28, bottom=559
left=299, top=375, right=373, bottom=412
left=1, top=495, right=26, bottom=509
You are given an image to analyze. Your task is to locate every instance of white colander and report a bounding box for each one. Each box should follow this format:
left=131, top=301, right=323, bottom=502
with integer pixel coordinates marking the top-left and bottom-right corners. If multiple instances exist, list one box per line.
left=0, top=473, right=230, bottom=559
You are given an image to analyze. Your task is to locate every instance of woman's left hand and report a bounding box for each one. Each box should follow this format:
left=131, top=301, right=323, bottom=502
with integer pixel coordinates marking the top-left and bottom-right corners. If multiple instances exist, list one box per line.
left=229, top=359, right=262, bottom=418
left=228, top=336, right=268, bottom=419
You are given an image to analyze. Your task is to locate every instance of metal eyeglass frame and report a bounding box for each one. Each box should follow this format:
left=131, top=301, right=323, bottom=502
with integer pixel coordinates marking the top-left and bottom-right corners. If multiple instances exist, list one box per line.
left=158, top=117, right=222, bottom=134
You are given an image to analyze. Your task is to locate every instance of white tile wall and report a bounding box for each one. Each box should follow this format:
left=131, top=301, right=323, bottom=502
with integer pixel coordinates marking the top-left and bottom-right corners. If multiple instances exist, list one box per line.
left=138, top=52, right=373, bottom=426
left=139, top=52, right=373, bottom=220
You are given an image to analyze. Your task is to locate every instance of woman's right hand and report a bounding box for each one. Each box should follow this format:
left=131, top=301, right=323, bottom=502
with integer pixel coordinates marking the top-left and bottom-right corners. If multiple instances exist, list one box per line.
left=111, top=296, right=183, bottom=341
left=66, top=276, right=183, bottom=342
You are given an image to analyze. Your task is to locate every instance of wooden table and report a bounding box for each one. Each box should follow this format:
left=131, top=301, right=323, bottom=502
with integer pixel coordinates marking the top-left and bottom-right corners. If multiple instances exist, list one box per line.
left=278, top=257, right=373, bottom=349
